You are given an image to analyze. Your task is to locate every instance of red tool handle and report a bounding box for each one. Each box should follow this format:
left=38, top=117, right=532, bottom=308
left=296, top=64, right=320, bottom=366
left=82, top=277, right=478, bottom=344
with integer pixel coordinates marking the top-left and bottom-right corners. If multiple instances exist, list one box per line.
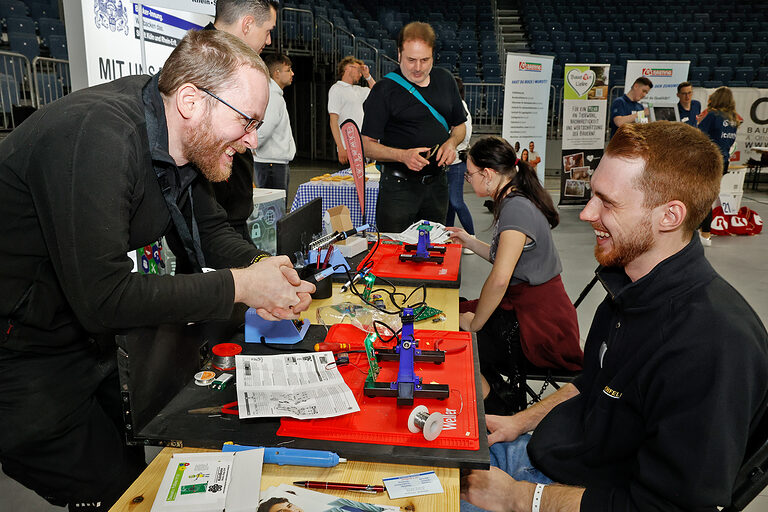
left=314, top=342, right=353, bottom=352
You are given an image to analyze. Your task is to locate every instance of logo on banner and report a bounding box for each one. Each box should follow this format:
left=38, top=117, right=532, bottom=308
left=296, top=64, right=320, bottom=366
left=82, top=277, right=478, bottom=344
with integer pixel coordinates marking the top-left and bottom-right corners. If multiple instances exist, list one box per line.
left=642, top=68, right=673, bottom=77
left=519, top=61, right=542, bottom=72
left=94, top=0, right=129, bottom=35
left=566, top=69, right=596, bottom=97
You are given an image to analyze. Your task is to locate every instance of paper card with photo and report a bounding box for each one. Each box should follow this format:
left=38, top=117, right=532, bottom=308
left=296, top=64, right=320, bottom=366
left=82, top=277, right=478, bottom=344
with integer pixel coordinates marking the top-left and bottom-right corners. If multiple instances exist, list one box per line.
left=571, top=166, right=591, bottom=181
left=562, top=151, right=585, bottom=174
left=564, top=179, right=586, bottom=197
left=559, top=149, right=604, bottom=205
left=258, top=484, right=400, bottom=512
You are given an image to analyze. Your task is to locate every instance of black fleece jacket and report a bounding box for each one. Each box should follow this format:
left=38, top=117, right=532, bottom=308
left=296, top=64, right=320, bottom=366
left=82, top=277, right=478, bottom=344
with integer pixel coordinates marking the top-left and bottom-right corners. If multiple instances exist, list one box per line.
left=0, top=75, right=263, bottom=353
left=528, top=235, right=768, bottom=511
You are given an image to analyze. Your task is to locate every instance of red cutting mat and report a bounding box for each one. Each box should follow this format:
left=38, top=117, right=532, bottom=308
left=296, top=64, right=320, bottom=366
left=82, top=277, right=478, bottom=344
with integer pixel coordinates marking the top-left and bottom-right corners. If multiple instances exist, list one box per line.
left=358, top=242, right=462, bottom=283
left=277, top=324, right=479, bottom=450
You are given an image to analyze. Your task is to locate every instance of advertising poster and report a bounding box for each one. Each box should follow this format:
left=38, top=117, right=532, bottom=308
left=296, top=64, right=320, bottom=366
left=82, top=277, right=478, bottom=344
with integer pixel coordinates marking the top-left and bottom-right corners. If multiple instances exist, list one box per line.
left=693, top=87, right=768, bottom=166
left=76, top=1, right=212, bottom=87
left=560, top=64, right=610, bottom=206
left=502, top=53, right=554, bottom=184
left=623, top=60, right=691, bottom=104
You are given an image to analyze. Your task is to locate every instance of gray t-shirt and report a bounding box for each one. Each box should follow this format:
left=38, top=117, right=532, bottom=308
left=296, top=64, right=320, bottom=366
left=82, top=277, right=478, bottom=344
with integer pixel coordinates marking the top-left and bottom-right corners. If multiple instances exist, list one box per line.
left=489, top=195, right=562, bottom=286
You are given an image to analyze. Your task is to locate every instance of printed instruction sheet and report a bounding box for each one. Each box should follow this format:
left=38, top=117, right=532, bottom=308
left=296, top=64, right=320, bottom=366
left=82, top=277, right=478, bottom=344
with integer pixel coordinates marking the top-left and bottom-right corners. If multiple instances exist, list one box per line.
left=235, top=352, right=359, bottom=419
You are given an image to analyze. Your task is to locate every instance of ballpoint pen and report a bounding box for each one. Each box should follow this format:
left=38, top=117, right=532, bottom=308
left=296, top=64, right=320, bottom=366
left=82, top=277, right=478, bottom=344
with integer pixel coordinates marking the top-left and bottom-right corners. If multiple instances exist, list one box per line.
left=293, top=481, right=385, bottom=493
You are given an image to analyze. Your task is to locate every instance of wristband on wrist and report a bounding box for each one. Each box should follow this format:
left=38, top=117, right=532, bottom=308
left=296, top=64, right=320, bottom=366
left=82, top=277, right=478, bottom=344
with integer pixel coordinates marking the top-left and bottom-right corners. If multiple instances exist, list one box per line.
left=532, top=483, right=546, bottom=512
left=365, top=75, right=373, bottom=81
left=251, top=253, right=269, bottom=264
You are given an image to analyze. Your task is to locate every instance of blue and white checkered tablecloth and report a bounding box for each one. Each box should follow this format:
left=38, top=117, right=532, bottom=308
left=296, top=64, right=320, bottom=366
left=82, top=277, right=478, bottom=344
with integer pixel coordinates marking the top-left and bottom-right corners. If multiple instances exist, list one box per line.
left=291, top=179, right=379, bottom=230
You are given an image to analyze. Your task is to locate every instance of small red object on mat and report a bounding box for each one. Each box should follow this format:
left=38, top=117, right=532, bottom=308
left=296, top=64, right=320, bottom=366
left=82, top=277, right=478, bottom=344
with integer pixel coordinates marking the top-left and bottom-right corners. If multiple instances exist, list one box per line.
left=278, top=324, right=479, bottom=450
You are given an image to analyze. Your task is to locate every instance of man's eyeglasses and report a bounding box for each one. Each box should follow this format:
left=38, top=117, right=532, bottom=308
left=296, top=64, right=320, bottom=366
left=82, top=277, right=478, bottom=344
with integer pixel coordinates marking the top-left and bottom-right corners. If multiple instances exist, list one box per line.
left=198, top=87, right=263, bottom=133
left=464, top=170, right=481, bottom=183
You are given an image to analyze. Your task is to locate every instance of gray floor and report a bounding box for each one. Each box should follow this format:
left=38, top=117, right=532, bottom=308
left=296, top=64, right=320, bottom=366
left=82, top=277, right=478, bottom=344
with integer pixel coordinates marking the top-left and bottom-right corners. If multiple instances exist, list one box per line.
left=3, top=162, right=767, bottom=511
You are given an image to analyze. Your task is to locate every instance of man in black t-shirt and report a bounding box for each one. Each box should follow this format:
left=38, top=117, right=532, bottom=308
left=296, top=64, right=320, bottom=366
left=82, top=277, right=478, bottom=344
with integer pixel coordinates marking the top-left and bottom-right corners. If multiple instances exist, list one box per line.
left=362, top=22, right=466, bottom=232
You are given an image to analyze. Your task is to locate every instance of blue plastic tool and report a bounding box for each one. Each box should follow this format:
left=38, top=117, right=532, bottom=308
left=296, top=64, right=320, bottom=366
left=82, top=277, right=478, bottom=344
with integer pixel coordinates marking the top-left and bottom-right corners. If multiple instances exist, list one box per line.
left=221, top=444, right=347, bottom=467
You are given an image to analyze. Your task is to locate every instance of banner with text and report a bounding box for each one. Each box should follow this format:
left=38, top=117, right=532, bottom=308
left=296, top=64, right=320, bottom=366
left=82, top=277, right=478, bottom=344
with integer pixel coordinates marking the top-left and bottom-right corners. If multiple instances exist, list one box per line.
left=624, top=60, right=691, bottom=104
left=79, top=1, right=211, bottom=87
left=560, top=64, right=610, bottom=206
left=692, top=87, right=768, bottom=166
left=502, top=53, right=554, bottom=184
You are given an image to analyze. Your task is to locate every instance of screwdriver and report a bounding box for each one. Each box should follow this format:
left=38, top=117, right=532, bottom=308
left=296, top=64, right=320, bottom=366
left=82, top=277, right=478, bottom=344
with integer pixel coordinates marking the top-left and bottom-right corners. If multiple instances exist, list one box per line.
left=314, top=342, right=359, bottom=352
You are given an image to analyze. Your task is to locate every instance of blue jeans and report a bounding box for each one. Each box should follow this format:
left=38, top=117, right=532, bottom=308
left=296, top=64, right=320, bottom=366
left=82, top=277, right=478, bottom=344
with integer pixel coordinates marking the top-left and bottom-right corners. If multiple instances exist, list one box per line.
left=460, top=434, right=553, bottom=512
left=446, top=161, right=475, bottom=235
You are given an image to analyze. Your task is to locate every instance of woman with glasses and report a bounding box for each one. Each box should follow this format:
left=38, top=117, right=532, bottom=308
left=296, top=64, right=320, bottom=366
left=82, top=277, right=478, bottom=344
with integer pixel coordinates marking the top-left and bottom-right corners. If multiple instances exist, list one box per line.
left=447, top=136, right=582, bottom=414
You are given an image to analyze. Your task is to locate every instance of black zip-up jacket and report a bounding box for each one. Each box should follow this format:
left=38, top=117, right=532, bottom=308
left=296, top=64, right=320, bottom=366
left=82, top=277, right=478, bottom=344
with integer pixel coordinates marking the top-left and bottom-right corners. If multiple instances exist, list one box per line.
left=0, top=75, right=263, bottom=353
left=528, top=235, right=768, bottom=511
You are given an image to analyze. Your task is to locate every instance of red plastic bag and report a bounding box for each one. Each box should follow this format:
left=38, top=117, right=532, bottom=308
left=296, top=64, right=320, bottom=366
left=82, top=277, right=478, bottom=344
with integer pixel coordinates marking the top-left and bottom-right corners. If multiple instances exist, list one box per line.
left=710, top=206, right=730, bottom=236
left=738, top=207, right=763, bottom=235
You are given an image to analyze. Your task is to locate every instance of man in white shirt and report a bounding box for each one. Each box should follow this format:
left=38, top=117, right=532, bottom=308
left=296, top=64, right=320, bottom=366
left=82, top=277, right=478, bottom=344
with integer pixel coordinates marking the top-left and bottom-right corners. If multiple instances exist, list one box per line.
left=327, top=56, right=376, bottom=165
left=527, top=140, right=542, bottom=172
left=252, top=52, right=296, bottom=195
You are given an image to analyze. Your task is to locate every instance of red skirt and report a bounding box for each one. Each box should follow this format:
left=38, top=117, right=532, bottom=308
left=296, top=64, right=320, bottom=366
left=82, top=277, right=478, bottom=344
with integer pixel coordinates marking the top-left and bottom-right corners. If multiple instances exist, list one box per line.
left=459, top=275, right=583, bottom=370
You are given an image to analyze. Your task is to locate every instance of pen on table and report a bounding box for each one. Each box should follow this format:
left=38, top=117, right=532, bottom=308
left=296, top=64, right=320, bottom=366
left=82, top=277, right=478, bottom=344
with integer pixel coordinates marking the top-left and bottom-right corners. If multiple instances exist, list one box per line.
left=293, top=481, right=385, bottom=493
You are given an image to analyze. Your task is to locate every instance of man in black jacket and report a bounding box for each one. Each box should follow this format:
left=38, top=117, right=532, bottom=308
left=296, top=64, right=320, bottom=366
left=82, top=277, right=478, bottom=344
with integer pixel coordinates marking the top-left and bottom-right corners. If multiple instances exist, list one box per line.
left=0, top=30, right=313, bottom=511
left=461, top=122, right=768, bottom=511
left=205, top=0, right=278, bottom=241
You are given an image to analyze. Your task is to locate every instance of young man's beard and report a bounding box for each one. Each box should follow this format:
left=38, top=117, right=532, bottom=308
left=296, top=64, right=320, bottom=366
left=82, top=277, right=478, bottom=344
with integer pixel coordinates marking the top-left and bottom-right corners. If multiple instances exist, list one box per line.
left=184, top=114, right=241, bottom=183
left=594, top=217, right=654, bottom=268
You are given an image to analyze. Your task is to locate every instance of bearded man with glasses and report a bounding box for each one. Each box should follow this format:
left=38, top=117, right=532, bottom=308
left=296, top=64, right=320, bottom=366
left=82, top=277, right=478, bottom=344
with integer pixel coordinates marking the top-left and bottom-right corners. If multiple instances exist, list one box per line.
left=0, top=30, right=314, bottom=512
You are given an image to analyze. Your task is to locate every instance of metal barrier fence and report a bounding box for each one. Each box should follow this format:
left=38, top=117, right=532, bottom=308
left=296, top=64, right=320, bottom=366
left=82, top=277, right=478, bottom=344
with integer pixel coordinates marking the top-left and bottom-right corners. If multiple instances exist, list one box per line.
left=33, top=56, right=70, bottom=107
left=0, top=50, right=34, bottom=130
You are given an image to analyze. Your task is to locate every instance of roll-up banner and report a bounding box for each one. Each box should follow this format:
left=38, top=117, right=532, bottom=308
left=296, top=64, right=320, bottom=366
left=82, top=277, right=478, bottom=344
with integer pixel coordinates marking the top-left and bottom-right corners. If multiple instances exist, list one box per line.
left=623, top=60, right=691, bottom=104
left=693, top=87, right=768, bottom=166
left=559, top=64, right=610, bottom=206
left=66, top=1, right=212, bottom=89
left=502, top=53, right=554, bottom=184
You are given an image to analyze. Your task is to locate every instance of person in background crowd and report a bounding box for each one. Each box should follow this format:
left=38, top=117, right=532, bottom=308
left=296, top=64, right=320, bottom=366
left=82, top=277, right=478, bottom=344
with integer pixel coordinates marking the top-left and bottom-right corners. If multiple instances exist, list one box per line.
left=252, top=52, right=296, bottom=199
left=527, top=141, right=541, bottom=173
left=0, top=30, right=314, bottom=512
left=609, top=76, right=652, bottom=138
left=520, top=148, right=529, bottom=162
left=697, top=86, right=741, bottom=246
left=447, top=136, right=582, bottom=415
left=676, top=81, right=701, bottom=127
left=460, top=122, right=767, bottom=512
left=204, top=0, right=278, bottom=242
left=362, top=22, right=466, bottom=232
left=328, top=56, right=376, bottom=166
left=445, top=76, right=475, bottom=255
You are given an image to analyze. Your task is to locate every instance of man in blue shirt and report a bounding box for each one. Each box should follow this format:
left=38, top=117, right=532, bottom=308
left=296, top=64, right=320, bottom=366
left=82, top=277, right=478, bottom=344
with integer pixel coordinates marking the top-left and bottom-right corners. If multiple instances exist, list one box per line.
left=676, top=81, right=701, bottom=127
left=609, top=76, right=653, bottom=138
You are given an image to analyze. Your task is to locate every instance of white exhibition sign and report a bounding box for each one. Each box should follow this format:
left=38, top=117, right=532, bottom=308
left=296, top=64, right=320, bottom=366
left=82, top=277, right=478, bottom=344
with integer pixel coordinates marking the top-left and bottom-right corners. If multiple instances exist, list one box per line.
left=502, top=53, right=554, bottom=184
left=65, top=1, right=214, bottom=89
left=623, top=60, right=691, bottom=104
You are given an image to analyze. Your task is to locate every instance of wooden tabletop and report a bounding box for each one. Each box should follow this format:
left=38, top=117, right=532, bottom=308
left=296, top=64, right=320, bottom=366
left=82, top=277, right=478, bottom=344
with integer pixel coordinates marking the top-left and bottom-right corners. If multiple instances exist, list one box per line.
left=109, top=447, right=460, bottom=511
left=303, top=282, right=459, bottom=332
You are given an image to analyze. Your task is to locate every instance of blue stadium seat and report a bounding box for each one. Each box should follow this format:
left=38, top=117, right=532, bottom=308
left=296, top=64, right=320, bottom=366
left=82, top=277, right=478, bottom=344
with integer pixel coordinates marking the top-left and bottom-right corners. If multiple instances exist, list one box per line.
left=690, top=66, right=710, bottom=83
left=688, top=42, right=705, bottom=54
left=728, top=42, right=747, bottom=55
left=632, top=42, right=648, bottom=54
left=668, top=42, right=686, bottom=54
left=649, top=42, right=667, bottom=54
left=0, top=0, right=27, bottom=19
left=702, top=80, right=721, bottom=88
left=610, top=65, right=625, bottom=84
left=733, top=67, right=755, bottom=83
left=734, top=32, right=752, bottom=44
left=8, top=33, right=39, bottom=63
left=48, top=34, right=68, bottom=60
left=637, top=53, right=656, bottom=61
left=37, top=17, right=64, bottom=46
left=702, top=22, right=721, bottom=33
left=35, top=71, right=64, bottom=104
left=719, top=54, right=739, bottom=67
left=612, top=42, right=629, bottom=54
left=460, top=53, right=474, bottom=64
left=667, top=22, right=684, bottom=33
left=553, top=40, right=572, bottom=53
left=568, top=30, right=585, bottom=42
left=677, top=32, right=694, bottom=44
left=563, top=21, right=580, bottom=33
left=712, top=67, right=734, bottom=84
left=618, top=53, right=636, bottom=64
left=599, top=22, right=614, bottom=33
left=584, top=31, right=602, bottom=43
left=623, top=32, right=640, bottom=43
left=679, top=53, right=699, bottom=66
left=532, top=40, right=553, bottom=52
left=752, top=81, right=768, bottom=88
left=709, top=42, right=727, bottom=55
left=573, top=41, right=590, bottom=53
left=578, top=52, right=596, bottom=63
left=757, top=67, right=768, bottom=83
left=5, top=15, right=35, bottom=34
left=531, top=30, right=549, bottom=42
left=724, top=21, right=740, bottom=33
left=658, top=53, right=677, bottom=61
left=591, top=41, right=608, bottom=54
left=698, top=54, right=717, bottom=67
left=639, top=32, right=657, bottom=44
left=695, top=31, right=713, bottom=43
left=615, top=22, right=632, bottom=33
left=559, top=52, right=577, bottom=64
left=633, top=22, right=649, bottom=33
left=658, top=32, right=676, bottom=43
left=604, top=31, right=621, bottom=43
left=728, top=80, right=748, bottom=88
left=599, top=52, right=617, bottom=64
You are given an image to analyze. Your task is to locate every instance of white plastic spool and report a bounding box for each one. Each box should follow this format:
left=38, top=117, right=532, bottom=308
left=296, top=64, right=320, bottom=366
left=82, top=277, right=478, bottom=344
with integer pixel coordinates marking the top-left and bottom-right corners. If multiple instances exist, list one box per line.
left=407, top=405, right=444, bottom=441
